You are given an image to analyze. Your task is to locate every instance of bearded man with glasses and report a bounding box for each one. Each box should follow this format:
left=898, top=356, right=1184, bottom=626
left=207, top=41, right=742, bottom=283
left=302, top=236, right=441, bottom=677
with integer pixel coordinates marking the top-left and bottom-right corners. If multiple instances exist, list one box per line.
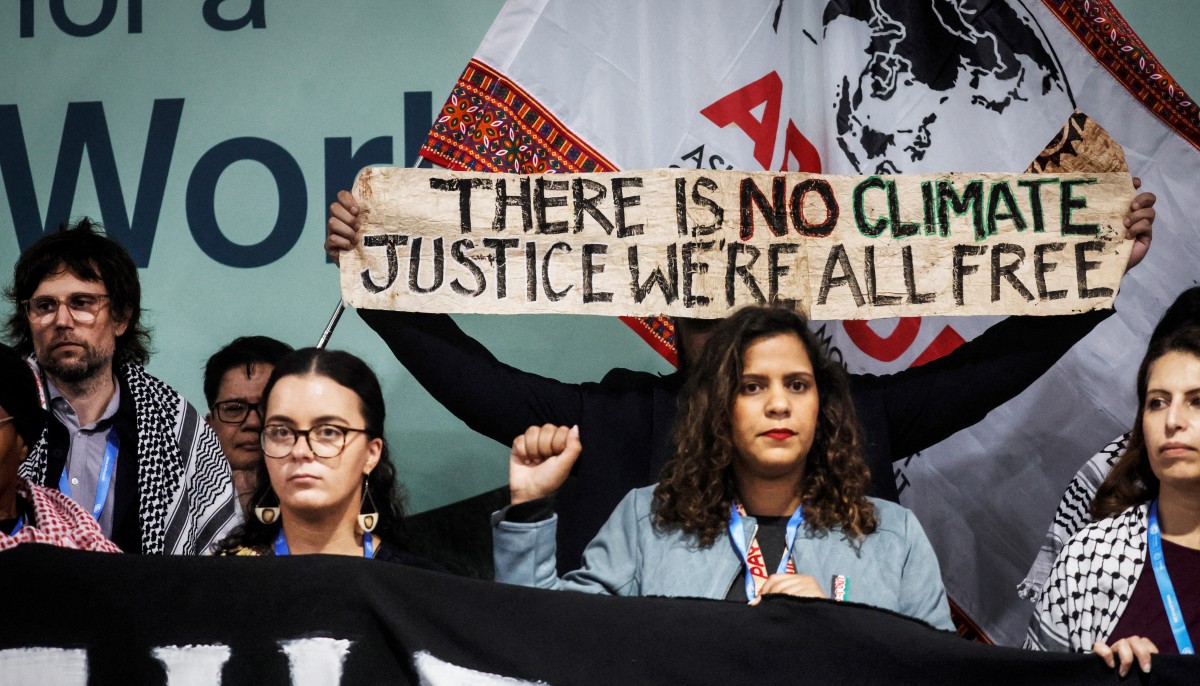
left=4, top=218, right=241, bottom=555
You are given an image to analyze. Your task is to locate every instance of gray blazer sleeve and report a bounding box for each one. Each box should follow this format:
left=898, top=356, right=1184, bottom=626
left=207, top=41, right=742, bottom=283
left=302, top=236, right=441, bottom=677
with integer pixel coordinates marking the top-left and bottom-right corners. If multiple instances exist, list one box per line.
left=493, top=489, right=644, bottom=596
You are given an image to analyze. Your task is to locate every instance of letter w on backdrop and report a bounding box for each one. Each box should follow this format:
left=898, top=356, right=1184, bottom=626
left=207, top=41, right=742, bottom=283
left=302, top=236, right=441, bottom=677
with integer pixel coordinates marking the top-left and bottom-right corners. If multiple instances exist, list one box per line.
left=413, top=0, right=1200, bottom=644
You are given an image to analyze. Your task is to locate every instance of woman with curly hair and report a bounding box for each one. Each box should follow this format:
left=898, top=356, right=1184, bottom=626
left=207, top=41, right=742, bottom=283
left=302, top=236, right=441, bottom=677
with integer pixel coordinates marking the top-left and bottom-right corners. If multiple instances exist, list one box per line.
left=1027, top=324, right=1200, bottom=675
left=491, top=306, right=951, bottom=627
left=215, top=348, right=434, bottom=568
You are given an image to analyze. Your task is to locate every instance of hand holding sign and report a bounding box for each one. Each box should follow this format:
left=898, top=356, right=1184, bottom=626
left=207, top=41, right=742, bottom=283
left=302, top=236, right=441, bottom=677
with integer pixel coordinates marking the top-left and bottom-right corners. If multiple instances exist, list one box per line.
left=1123, top=178, right=1155, bottom=271
left=335, top=111, right=1154, bottom=321
left=509, top=424, right=582, bottom=505
left=326, top=189, right=362, bottom=265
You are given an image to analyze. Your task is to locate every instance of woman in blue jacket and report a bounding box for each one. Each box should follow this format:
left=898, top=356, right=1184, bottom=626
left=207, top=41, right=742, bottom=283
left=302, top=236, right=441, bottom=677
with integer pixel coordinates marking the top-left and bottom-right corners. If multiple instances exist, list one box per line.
left=492, top=305, right=952, bottom=629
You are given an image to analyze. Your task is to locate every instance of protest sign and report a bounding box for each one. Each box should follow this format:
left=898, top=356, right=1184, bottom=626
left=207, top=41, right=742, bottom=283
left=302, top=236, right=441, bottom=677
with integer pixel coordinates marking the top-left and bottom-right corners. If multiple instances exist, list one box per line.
left=342, top=167, right=1133, bottom=320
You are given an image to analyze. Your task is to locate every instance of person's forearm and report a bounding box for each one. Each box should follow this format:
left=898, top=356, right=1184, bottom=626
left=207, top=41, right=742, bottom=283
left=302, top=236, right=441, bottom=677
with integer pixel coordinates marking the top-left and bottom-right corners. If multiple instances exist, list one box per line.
left=872, top=309, right=1111, bottom=459
left=358, top=309, right=586, bottom=445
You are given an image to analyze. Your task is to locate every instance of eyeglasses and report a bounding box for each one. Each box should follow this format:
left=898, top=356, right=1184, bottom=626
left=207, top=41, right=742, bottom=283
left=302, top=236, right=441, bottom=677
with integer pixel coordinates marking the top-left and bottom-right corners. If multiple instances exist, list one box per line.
left=0, top=417, right=14, bottom=426
left=212, top=400, right=262, bottom=424
left=22, top=293, right=111, bottom=324
left=261, top=423, right=369, bottom=459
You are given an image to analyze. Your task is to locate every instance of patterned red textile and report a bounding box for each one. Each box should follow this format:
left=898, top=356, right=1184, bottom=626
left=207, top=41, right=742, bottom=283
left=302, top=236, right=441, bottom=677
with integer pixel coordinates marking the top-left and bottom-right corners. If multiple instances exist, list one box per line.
left=0, top=478, right=122, bottom=553
left=1048, top=0, right=1200, bottom=148
left=419, top=59, right=680, bottom=365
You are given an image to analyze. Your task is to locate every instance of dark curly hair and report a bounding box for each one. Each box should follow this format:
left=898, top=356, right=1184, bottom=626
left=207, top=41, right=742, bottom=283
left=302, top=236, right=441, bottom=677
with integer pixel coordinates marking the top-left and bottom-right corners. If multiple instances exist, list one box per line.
left=1091, top=324, right=1200, bottom=520
left=5, top=217, right=151, bottom=366
left=0, top=342, right=50, bottom=450
left=653, top=305, right=877, bottom=546
left=213, top=348, right=410, bottom=553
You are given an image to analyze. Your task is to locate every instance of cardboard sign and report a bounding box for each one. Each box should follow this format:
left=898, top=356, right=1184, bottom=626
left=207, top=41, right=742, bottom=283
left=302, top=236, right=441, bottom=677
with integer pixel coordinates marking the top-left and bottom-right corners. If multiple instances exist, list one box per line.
left=341, top=167, right=1133, bottom=319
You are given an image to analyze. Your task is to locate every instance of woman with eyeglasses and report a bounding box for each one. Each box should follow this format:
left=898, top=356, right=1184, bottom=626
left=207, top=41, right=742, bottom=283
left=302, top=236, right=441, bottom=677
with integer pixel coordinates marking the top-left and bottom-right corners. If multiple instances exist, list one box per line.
left=215, top=348, right=433, bottom=566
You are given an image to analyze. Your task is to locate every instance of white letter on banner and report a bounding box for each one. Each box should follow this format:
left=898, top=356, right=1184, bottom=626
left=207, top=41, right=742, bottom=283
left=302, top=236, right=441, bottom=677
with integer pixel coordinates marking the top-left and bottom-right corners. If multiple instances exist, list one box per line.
left=412, top=651, right=544, bottom=686
left=0, top=648, right=88, bottom=685
left=152, top=645, right=232, bottom=686
left=280, top=638, right=352, bottom=686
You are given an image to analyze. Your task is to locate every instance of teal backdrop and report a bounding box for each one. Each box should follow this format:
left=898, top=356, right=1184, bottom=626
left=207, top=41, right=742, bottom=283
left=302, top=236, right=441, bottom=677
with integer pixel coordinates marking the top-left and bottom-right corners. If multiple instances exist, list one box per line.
left=0, top=1, right=1192, bottom=513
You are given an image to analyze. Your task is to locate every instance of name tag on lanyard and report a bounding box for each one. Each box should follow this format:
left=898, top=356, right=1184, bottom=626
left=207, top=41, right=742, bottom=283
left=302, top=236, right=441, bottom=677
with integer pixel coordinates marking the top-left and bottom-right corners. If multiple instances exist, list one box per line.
left=728, top=502, right=803, bottom=600
left=59, top=427, right=119, bottom=521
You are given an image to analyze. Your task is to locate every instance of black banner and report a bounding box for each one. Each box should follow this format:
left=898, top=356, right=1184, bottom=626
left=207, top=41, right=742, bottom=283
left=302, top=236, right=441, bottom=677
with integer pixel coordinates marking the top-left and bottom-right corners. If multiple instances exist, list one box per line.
left=0, top=545, right=1193, bottom=684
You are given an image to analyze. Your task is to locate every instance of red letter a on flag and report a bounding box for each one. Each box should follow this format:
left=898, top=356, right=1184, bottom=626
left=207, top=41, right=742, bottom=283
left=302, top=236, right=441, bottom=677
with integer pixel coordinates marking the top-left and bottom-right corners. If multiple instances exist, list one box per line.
left=701, top=72, right=783, bottom=170
left=780, top=120, right=821, bottom=173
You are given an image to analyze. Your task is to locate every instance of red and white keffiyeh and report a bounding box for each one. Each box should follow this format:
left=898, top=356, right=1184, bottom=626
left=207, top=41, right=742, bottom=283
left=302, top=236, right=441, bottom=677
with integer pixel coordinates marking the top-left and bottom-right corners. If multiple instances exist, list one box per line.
left=0, top=478, right=122, bottom=553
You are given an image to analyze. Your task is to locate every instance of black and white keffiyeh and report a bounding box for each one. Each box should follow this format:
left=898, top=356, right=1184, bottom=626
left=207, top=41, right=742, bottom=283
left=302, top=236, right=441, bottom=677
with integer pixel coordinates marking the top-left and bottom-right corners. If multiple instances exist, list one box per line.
left=1018, top=434, right=1128, bottom=601
left=20, top=363, right=242, bottom=555
left=1024, top=503, right=1148, bottom=653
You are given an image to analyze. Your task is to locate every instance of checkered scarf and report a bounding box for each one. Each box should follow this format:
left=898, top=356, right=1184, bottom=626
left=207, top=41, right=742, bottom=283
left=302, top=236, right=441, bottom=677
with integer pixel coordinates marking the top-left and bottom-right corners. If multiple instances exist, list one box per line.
left=0, top=478, right=122, bottom=552
left=20, top=363, right=241, bottom=554
left=1024, top=503, right=1148, bottom=652
left=1017, top=434, right=1128, bottom=601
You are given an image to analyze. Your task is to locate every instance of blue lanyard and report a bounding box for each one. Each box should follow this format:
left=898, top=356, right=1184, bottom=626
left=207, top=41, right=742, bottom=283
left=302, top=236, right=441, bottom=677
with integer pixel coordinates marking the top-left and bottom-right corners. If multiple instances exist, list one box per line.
left=273, top=528, right=375, bottom=558
left=728, top=502, right=804, bottom=600
left=1147, top=500, right=1195, bottom=655
left=58, top=427, right=119, bottom=520
left=6, top=514, right=24, bottom=537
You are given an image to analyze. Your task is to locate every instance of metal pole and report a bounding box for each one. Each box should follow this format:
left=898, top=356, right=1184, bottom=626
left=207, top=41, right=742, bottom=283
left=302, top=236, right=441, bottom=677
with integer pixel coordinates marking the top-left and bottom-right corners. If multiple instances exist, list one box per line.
left=315, top=155, right=427, bottom=350
left=316, top=300, right=346, bottom=349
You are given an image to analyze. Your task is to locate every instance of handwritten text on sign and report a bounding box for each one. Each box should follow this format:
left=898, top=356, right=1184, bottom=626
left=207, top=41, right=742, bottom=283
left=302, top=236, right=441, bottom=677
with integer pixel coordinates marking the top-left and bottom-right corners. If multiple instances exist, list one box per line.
left=341, top=168, right=1133, bottom=319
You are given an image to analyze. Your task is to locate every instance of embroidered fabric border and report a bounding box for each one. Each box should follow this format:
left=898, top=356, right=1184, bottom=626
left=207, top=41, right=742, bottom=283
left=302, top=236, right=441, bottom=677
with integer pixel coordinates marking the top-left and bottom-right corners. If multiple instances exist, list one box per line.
left=1047, top=0, right=1200, bottom=149
left=419, top=59, right=678, bottom=365
left=420, top=59, right=618, bottom=175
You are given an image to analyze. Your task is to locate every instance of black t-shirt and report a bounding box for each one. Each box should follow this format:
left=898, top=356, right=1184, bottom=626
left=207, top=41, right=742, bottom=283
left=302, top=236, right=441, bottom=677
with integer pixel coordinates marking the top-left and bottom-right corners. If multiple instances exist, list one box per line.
left=724, top=515, right=791, bottom=602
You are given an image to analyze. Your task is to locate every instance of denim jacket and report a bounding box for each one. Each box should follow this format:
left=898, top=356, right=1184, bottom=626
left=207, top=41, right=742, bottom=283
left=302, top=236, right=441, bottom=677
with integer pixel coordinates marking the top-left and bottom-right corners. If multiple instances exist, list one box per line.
left=493, top=486, right=953, bottom=630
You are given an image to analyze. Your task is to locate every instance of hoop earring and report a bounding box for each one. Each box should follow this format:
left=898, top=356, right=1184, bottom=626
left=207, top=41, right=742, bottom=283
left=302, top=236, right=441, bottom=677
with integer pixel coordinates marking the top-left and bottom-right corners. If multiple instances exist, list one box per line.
left=253, top=488, right=281, bottom=525
left=357, top=475, right=378, bottom=533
